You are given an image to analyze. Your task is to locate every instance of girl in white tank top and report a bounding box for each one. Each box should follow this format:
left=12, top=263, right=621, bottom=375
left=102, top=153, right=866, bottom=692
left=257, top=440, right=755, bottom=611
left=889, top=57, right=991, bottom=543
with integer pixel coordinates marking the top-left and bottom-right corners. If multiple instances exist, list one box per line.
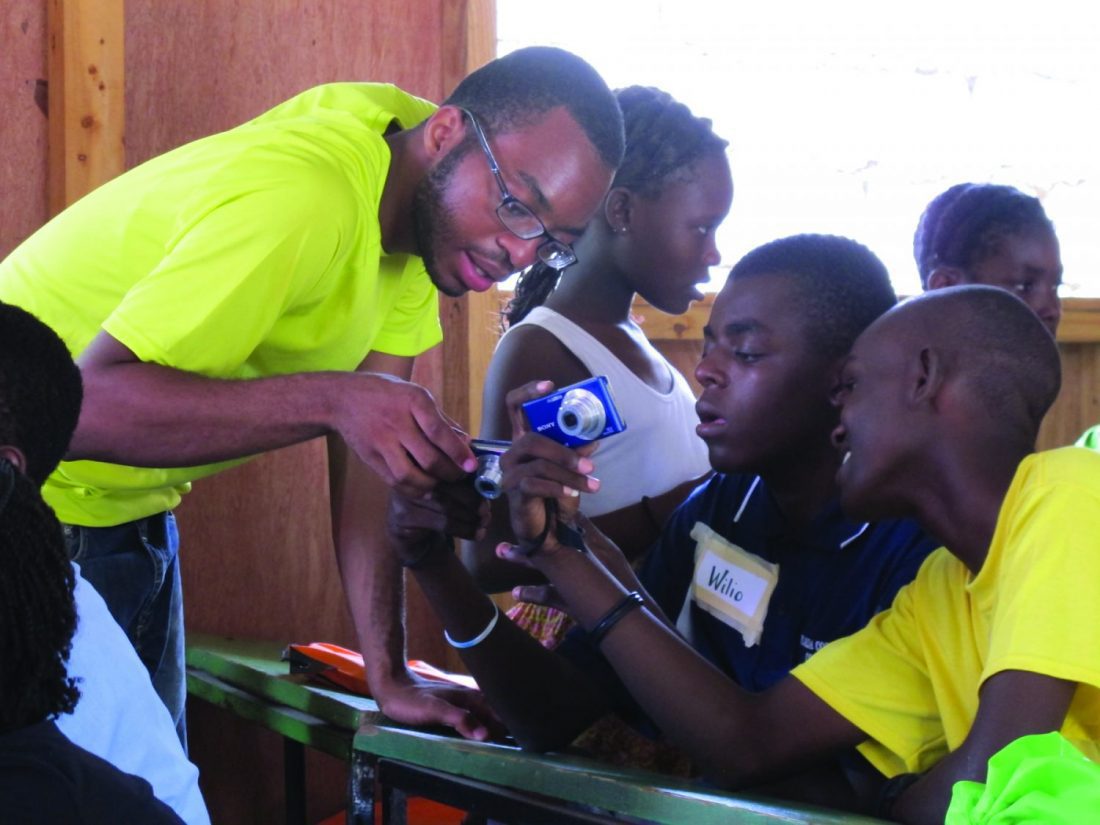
left=462, top=86, right=733, bottom=650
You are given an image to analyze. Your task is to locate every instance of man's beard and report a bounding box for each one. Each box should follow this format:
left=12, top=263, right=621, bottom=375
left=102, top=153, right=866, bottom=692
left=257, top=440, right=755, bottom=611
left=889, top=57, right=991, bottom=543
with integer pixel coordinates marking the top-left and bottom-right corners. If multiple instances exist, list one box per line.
left=411, top=141, right=470, bottom=297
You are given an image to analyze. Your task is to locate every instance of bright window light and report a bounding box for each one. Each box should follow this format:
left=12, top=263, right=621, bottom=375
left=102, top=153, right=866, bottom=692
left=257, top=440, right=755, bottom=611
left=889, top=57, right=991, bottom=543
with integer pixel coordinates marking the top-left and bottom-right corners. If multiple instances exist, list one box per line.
left=498, top=0, right=1100, bottom=297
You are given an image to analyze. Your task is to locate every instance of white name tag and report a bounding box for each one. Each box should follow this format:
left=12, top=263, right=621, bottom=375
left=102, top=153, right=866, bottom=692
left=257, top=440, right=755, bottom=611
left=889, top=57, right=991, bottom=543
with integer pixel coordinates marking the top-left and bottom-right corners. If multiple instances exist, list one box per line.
left=689, top=522, right=779, bottom=647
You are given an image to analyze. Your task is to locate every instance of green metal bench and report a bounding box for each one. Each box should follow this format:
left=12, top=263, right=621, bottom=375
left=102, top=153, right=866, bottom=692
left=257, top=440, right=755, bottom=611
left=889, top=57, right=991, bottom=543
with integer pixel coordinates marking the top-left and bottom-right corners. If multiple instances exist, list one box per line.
left=186, top=633, right=886, bottom=825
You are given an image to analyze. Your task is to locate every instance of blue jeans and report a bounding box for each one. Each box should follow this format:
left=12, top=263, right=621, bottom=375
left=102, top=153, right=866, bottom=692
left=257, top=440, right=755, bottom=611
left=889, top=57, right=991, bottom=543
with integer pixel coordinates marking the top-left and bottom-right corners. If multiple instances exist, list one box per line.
left=63, top=512, right=187, bottom=750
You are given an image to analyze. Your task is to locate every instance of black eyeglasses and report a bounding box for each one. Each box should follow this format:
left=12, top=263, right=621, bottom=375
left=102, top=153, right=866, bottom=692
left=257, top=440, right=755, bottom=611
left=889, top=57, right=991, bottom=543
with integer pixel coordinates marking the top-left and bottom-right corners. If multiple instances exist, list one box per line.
left=460, top=109, right=577, bottom=271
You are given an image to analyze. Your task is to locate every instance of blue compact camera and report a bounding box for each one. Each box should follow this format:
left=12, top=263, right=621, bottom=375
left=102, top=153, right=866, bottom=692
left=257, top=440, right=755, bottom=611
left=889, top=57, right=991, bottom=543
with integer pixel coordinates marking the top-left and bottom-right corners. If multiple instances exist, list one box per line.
left=521, top=376, right=627, bottom=449
left=467, top=377, right=627, bottom=500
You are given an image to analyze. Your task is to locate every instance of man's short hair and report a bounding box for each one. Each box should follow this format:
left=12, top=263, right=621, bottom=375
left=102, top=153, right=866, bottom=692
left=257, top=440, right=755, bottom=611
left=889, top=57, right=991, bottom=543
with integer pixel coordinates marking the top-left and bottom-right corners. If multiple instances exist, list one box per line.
left=444, top=46, right=625, bottom=171
left=900, top=286, right=1061, bottom=442
left=729, top=234, right=897, bottom=359
left=0, top=302, right=83, bottom=485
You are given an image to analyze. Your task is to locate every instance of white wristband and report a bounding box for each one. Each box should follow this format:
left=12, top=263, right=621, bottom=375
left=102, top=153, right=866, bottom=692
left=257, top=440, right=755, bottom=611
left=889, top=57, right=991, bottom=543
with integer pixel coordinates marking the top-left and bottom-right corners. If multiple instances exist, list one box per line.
left=444, top=604, right=500, bottom=649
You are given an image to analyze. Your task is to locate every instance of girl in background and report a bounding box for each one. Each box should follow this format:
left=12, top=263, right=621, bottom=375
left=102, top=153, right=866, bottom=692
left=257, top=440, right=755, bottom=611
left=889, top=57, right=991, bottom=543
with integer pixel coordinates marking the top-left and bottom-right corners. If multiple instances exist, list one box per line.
left=462, top=86, right=732, bottom=647
left=914, top=181, right=1062, bottom=335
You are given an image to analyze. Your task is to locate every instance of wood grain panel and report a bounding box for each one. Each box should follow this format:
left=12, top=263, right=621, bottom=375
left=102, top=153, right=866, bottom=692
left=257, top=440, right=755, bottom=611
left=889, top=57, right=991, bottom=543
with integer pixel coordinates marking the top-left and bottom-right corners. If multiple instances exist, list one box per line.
left=47, top=0, right=125, bottom=214
left=1, top=2, right=48, bottom=258
left=1057, top=298, right=1100, bottom=344
left=1038, top=342, right=1100, bottom=450
left=124, top=0, right=448, bottom=166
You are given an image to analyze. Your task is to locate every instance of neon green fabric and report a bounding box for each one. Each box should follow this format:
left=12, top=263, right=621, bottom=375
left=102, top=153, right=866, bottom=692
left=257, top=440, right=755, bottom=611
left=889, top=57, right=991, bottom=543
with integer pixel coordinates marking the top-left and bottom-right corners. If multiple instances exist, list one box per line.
left=0, top=83, right=441, bottom=526
left=1077, top=425, right=1100, bottom=450
left=946, top=732, right=1100, bottom=824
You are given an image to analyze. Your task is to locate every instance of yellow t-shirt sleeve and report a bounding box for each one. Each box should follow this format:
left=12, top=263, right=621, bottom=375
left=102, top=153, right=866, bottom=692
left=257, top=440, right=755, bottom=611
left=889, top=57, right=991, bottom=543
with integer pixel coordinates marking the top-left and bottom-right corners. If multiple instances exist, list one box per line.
left=983, top=471, right=1100, bottom=690
left=103, top=164, right=354, bottom=375
left=792, top=562, right=949, bottom=777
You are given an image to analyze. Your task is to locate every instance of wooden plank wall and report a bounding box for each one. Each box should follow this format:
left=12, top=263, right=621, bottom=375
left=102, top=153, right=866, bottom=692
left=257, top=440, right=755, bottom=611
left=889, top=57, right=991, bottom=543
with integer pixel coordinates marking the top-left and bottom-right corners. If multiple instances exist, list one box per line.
left=47, top=0, right=125, bottom=215
left=1, top=3, right=49, bottom=257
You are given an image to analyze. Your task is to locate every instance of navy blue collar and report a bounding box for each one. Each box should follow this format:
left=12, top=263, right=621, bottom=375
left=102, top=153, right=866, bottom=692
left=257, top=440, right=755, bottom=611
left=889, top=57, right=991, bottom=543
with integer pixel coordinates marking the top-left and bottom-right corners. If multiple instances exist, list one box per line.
left=731, top=474, right=870, bottom=552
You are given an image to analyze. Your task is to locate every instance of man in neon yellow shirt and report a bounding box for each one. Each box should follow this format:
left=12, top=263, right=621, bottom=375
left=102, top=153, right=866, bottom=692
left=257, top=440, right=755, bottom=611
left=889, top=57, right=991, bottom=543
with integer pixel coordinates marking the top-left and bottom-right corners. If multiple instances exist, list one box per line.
left=0, top=46, right=623, bottom=744
left=380, top=284, right=1099, bottom=822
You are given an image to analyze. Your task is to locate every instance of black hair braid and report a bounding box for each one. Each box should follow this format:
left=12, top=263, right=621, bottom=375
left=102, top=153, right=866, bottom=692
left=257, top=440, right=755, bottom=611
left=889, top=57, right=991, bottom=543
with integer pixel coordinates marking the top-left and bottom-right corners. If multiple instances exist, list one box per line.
left=502, top=263, right=562, bottom=330
left=501, top=86, right=729, bottom=329
left=612, top=86, right=729, bottom=199
left=914, top=183, right=1055, bottom=286
left=0, top=460, right=79, bottom=733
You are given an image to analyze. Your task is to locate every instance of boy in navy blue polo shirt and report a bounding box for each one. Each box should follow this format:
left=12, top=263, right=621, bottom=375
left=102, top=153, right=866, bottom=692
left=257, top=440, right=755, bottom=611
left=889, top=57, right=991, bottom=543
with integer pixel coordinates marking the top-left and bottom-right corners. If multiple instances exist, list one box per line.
left=551, top=236, right=935, bottom=702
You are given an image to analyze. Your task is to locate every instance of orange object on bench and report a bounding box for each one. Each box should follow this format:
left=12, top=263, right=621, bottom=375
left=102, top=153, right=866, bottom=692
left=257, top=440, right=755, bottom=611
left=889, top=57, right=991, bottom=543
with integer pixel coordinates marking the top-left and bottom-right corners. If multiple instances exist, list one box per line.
left=285, top=642, right=478, bottom=696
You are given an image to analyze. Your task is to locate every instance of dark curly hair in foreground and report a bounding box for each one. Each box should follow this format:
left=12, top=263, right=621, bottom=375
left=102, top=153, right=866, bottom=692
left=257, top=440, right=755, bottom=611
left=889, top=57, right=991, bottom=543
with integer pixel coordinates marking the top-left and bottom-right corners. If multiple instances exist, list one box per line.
left=0, top=301, right=85, bottom=732
left=0, top=460, right=79, bottom=733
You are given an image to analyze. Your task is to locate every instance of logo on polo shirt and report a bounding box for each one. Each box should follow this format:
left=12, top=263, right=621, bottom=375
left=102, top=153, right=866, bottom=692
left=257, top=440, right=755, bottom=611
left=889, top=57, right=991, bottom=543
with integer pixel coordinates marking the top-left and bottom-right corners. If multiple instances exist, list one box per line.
left=800, top=634, right=828, bottom=661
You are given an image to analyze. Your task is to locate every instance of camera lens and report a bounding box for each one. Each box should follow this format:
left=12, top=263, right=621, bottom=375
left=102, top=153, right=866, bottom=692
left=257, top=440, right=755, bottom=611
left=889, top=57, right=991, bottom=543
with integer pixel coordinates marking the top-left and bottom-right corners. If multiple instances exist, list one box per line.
left=474, top=453, right=503, bottom=499
left=556, top=388, right=606, bottom=440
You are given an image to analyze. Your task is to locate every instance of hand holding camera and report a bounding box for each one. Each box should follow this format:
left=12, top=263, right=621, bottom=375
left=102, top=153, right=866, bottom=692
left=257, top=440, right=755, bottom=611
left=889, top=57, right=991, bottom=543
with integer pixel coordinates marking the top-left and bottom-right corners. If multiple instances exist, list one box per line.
left=488, top=377, right=626, bottom=557
left=471, top=376, right=628, bottom=500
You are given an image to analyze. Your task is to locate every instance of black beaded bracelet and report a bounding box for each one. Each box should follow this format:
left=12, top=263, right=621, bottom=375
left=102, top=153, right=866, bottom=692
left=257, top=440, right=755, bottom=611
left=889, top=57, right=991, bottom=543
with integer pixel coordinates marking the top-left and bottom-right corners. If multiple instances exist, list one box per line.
left=587, top=591, right=645, bottom=647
